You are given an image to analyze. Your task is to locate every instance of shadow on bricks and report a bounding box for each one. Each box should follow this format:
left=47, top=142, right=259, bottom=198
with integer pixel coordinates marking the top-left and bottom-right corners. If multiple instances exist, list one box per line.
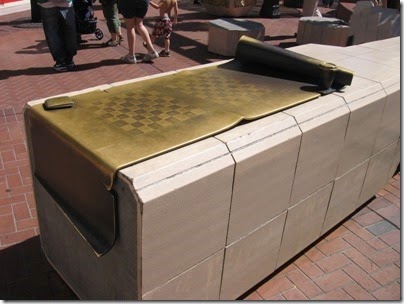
left=0, top=236, right=77, bottom=300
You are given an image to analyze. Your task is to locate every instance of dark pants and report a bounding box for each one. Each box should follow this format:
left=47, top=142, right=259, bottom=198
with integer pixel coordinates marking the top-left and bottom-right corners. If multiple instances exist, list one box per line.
left=41, top=6, right=78, bottom=63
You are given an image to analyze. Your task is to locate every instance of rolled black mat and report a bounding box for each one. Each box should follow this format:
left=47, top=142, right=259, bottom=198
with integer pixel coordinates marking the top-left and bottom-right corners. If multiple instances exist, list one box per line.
left=235, top=35, right=354, bottom=90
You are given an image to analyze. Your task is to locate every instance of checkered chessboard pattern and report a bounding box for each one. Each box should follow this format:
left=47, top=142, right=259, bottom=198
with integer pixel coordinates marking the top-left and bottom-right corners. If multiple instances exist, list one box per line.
left=88, top=69, right=274, bottom=137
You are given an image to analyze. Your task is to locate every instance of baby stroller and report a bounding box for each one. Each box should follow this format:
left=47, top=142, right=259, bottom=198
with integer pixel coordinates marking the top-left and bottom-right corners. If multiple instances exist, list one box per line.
left=74, top=0, right=104, bottom=41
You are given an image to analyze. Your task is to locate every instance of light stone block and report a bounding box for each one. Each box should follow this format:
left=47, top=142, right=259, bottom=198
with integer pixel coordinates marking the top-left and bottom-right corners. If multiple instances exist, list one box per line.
left=332, top=44, right=374, bottom=58
left=284, top=95, right=350, bottom=206
left=289, top=44, right=351, bottom=62
left=377, top=18, right=392, bottom=41
left=277, top=183, right=333, bottom=267
left=351, top=7, right=369, bottom=44
left=358, top=48, right=400, bottom=67
left=334, top=76, right=383, bottom=104
left=215, top=113, right=301, bottom=244
left=29, top=136, right=235, bottom=300
left=296, top=19, right=306, bottom=44
left=32, top=176, right=139, bottom=300
left=337, top=56, right=399, bottom=89
left=220, top=212, right=287, bottom=300
left=301, top=19, right=314, bottom=44
left=142, top=250, right=224, bottom=300
left=208, top=19, right=265, bottom=57
left=296, top=17, right=349, bottom=46
left=364, top=8, right=400, bottom=43
left=336, top=90, right=386, bottom=176
left=388, top=138, right=400, bottom=179
left=390, top=14, right=401, bottom=37
left=359, top=140, right=398, bottom=204
left=355, top=6, right=374, bottom=43
left=321, top=24, right=350, bottom=46
left=26, top=37, right=400, bottom=301
left=359, top=36, right=399, bottom=50
left=120, top=138, right=235, bottom=294
left=322, top=160, right=369, bottom=234
left=365, top=11, right=382, bottom=43
left=373, top=82, right=400, bottom=153
left=307, top=22, right=324, bottom=44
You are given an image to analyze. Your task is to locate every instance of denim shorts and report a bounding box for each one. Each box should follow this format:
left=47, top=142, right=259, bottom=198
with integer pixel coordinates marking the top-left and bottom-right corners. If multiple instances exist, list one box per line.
left=118, top=0, right=149, bottom=19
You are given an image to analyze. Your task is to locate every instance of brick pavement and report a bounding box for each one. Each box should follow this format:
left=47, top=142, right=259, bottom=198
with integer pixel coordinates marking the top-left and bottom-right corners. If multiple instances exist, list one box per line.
left=242, top=173, right=401, bottom=300
left=0, top=1, right=401, bottom=300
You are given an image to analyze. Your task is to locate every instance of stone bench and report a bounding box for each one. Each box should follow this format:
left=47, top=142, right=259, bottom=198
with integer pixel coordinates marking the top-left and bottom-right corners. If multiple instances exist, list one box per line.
left=336, top=1, right=356, bottom=23
left=296, top=17, right=350, bottom=46
left=208, top=18, right=265, bottom=57
left=25, top=37, right=400, bottom=300
left=349, top=5, right=401, bottom=45
left=297, top=2, right=401, bottom=47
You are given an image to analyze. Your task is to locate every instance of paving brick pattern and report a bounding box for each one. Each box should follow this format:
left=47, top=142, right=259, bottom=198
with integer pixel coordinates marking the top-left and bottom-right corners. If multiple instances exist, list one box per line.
left=242, top=173, right=401, bottom=301
left=0, top=1, right=400, bottom=300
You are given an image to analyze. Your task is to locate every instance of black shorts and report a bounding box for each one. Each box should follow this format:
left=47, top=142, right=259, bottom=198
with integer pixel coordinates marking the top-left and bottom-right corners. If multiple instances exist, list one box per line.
left=118, top=0, right=149, bottom=19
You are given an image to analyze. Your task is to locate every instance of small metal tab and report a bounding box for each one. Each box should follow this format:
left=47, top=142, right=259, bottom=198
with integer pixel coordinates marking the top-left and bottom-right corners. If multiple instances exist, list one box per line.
left=44, top=96, right=74, bottom=110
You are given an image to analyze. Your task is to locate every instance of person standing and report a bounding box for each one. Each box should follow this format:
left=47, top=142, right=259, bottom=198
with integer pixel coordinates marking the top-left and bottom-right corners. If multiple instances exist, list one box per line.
left=117, top=0, right=159, bottom=63
left=146, top=0, right=178, bottom=57
left=38, top=0, right=78, bottom=72
left=100, top=0, right=124, bottom=46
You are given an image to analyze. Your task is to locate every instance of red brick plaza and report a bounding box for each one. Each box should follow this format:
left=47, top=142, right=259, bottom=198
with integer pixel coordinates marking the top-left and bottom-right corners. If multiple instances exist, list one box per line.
left=0, top=0, right=400, bottom=300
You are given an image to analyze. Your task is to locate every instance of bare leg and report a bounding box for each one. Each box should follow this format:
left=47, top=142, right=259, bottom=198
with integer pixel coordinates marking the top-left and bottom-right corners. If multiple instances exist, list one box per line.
left=164, top=38, right=170, bottom=51
left=125, top=18, right=136, bottom=56
left=135, top=18, right=157, bottom=53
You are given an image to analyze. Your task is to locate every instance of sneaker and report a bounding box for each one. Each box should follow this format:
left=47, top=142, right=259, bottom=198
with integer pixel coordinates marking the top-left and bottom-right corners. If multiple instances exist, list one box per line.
left=121, top=54, right=137, bottom=64
left=159, top=50, right=170, bottom=57
left=142, top=51, right=159, bottom=62
left=53, top=62, right=68, bottom=72
left=65, top=60, right=75, bottom=70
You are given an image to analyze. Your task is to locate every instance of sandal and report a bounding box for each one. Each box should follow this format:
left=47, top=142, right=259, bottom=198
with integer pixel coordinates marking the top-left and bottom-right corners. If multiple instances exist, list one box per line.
left=103, top=39, right=120, bottom=47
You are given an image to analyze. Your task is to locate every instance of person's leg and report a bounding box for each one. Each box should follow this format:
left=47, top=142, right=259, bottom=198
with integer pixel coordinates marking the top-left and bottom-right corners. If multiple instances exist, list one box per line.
left=102, top=1, right=120, bottom=42
left=137, top=18, right=159, bottom=62
left=111, top=1, right=121, bottom=39
left=41, top=7, right=66, bottom=64
left=125, top=17, right=136, bottom=56
left=150, top=34, right=156, bottom=44
left=164, top=38, right=170, bottom=51
left=60, top=6, right=78, bottom=64
left=102, top=3, right=114, bottom=35
left=163, top=19, right=172, bottom=52
left=120, top=17, right=136, bottom=63
left=158, top=37, right=170, bottom=56
left=135, top=18, right=157, bottom=54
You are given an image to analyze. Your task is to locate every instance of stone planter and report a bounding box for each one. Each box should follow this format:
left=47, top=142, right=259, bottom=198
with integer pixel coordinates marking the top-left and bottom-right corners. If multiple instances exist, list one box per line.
left=203, top=0, right=257, bottom=17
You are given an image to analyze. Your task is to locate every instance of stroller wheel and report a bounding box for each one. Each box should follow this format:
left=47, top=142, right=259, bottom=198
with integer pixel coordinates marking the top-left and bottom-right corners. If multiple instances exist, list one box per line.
left=95, top=29, right=104, bottom=40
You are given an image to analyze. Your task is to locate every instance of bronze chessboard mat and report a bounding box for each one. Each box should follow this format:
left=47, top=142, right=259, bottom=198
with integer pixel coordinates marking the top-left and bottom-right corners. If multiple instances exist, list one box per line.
left=26, top=39, right=353, bottom=256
